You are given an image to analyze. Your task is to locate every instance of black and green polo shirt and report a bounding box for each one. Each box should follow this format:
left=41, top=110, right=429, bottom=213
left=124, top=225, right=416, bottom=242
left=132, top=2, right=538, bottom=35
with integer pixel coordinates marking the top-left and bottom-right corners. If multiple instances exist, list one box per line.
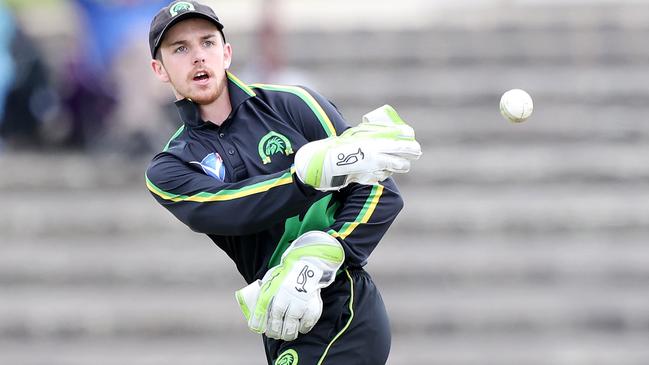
left=145, top=72, right=404, bottom=283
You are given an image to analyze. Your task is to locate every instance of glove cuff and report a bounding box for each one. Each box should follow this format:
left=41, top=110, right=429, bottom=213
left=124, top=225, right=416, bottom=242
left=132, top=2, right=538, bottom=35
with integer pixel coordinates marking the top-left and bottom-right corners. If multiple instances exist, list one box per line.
left=294, top=139, right=330, bottom=188
left=282, top=231, right=345, bottom=288
left=235, top=280, right=261, bottom=323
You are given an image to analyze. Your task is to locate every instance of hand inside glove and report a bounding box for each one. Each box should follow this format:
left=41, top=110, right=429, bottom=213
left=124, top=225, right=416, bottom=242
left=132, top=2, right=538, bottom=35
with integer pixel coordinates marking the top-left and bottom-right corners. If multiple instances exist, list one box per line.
left=235, top=231, right=345, bottom=341
left=294, top=104, right=422, bottom=191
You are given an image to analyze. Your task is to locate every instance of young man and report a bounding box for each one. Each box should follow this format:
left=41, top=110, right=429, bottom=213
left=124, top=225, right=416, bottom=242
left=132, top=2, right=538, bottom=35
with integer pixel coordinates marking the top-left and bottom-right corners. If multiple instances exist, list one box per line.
left=145, top=1, right=421, bottom=364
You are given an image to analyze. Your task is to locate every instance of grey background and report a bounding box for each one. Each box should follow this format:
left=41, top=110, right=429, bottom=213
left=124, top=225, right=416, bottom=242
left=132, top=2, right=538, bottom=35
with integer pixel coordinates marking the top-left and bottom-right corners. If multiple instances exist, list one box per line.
left=1, top=1, right=649, bottom=364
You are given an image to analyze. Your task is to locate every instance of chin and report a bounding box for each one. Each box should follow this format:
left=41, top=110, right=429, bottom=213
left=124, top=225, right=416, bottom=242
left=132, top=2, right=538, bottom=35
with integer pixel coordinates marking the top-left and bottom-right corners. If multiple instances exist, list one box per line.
left=190, top=95, right=217, bottom=105
left=186, top=90, right=219, bottom=105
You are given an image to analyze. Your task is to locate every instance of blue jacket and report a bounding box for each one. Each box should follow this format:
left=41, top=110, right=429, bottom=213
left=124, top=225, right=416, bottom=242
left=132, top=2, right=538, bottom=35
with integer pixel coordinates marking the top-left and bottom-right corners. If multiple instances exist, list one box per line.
left=145, top=72, right=404, bottom=283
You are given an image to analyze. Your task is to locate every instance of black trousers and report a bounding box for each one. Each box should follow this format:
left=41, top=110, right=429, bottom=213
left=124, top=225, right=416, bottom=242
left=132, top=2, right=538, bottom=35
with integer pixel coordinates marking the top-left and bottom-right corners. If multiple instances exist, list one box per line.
left=263, top=268, right=391, bottom=365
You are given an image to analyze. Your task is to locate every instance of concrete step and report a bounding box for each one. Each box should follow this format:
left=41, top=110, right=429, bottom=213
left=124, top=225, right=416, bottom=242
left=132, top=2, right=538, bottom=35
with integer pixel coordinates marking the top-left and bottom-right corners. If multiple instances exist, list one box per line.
left=3, top=235, right=649, bottom=289
left=1, top=180, right=646, bottom=237
left=0, top=153, right=149, bottom=191
left=281, top=27, right=649, bottom=68
left=0, top=234, right=235, bottom=289
left=2, top=284, right=648, bottom=340
left=0, top=337, right=263, bottom=365
left=389, top=334, right=649, bottom=365
left=383, top=285, right=649, bottom=335
left=4, top=133, right=648, bottom=190
left=2, top=334, right=649, bottom=365
left=405, top=144, right=649, bottom=186
left=309, top=65, right=649, bottom=107
left=342, top=104, right=649, bottom=145
left=0, top=287, right=243, bottom=340
left=369, top=237, right=649, bottom=288
left=0, top=188, right=181, bottom=238
left=397, top=185, right=649, bottom=235
left=1, top=182, right=646, bottom=237
left=2, top=131, right=647, bottom=192
left=224, top=3, right=649, bottom=69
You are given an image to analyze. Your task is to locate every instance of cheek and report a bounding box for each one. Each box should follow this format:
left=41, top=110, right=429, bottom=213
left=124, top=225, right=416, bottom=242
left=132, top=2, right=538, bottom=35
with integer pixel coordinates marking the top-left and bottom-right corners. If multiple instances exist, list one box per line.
left=165, top=63, right=187, bottom=84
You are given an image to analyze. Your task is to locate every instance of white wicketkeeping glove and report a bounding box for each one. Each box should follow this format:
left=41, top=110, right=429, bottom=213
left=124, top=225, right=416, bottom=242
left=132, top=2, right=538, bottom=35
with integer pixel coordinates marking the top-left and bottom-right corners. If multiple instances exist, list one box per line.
left=294, top=104, right=422, bottom=191
left=235, top=231, right=345, bottom=341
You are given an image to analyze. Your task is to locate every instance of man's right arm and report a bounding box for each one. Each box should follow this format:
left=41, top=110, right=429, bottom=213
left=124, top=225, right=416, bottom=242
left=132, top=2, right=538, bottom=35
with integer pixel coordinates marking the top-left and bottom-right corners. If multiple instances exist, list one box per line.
left=145, top=153, right=321, bottom=236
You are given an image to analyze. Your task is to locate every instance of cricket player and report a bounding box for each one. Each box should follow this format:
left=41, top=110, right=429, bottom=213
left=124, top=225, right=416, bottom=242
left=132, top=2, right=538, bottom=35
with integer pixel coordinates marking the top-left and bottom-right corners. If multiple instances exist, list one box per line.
left=145, top=1, right=421, bottom=364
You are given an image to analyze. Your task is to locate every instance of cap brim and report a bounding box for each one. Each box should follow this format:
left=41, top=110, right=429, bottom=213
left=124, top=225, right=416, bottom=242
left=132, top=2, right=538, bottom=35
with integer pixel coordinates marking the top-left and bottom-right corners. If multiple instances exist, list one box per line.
left=153, top=12, right=224, bottom=56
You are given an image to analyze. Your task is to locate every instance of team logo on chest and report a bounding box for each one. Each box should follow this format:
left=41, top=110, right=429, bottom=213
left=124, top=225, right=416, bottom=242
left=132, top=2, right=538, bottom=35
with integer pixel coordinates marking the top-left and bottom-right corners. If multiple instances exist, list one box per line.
left=190, top=152, right=226, bottom=181
left=258, top=131, right=293, bottom=164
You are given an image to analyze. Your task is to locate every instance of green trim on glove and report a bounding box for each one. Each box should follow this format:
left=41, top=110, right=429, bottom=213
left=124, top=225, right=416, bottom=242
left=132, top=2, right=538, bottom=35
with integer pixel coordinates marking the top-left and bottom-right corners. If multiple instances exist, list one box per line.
left=236, top=290, right=251, bottom=321
left=384, top=104, right=406, bottom=125
left=302, top=145, right=328, bottom=187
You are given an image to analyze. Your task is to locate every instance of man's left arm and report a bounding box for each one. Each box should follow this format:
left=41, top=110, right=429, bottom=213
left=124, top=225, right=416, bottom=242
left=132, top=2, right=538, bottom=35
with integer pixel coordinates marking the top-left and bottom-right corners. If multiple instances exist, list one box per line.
left=279, top=86, right=405, bottom=264
left=275, top=85, right=405, bottom=266
left=235, top=85, right=412, bottom=340
left=236, top=177, right=403, bottom=340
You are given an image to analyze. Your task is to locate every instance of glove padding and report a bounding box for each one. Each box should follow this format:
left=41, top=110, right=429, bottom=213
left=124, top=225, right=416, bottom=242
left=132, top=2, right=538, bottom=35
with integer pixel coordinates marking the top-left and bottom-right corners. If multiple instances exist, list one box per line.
left=235, top=231, right=345, bottom=341
left=294, top=104, right=422, bottom=191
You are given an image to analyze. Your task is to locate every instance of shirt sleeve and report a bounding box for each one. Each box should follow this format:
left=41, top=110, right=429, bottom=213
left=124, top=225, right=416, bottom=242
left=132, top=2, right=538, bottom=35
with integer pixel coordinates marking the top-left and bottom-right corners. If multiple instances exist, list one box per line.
left=327, top=178, right=403, bottom=267
left=145, top=153, right=322, bottom=236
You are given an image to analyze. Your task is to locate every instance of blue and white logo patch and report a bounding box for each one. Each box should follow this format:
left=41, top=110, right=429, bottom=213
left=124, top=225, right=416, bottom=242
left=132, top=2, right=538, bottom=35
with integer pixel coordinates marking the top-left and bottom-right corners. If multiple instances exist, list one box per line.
left=191, top=152, right=226, bottom=181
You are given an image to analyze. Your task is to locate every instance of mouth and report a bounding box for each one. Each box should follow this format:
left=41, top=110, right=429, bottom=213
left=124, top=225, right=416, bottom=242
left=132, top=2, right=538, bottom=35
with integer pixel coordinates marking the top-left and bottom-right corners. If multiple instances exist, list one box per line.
left=192, top=70, right=211, bottom=84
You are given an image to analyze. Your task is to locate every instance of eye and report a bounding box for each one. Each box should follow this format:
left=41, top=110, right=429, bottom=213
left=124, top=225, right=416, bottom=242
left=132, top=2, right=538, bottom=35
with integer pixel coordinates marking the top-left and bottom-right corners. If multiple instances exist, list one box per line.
left=203, top=40, right=215, bottom=47
left=174, top=45, right=187, bottom=54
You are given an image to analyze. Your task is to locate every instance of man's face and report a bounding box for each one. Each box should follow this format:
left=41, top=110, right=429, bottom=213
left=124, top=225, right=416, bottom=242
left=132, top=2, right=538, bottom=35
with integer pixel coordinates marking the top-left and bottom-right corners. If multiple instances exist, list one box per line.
left=151, top=18, right=232, bottom=105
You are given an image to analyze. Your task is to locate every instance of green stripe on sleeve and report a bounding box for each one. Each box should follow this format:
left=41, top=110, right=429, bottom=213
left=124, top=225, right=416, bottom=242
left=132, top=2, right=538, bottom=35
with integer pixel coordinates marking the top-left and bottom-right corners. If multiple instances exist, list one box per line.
left=330, top=184, right=384, bottom=239
left=145, top=170, right=294, bottom=203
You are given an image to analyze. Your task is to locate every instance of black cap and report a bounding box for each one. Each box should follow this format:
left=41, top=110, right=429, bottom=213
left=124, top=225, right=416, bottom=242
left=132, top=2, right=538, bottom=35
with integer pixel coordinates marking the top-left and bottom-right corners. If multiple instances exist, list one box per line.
left=149, top=0, right=225, bottom=58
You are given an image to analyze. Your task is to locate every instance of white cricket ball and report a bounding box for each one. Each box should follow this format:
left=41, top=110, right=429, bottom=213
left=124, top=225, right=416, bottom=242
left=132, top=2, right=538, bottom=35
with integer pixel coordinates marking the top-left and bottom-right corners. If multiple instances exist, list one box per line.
left=500, top=89, right=533, bottom=123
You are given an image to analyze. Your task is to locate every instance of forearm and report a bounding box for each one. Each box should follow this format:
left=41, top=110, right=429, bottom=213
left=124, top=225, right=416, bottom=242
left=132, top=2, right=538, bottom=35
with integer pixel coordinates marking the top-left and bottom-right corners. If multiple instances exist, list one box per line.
left=326, top=178, right=403, bottom=267
left=146, top=159, right=321, bottom=236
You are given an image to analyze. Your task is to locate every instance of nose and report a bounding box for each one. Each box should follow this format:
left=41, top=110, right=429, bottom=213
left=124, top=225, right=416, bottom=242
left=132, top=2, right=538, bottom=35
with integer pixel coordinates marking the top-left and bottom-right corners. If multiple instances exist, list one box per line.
left=192, top=49, right=206, bottom=64
left=193, top=55, right=205, bottom=65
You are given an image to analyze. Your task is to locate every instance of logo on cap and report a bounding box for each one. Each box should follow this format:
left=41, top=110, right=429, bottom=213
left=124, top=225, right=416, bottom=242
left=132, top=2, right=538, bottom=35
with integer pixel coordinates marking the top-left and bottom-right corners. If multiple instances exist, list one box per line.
left=170, top=1, right=195, bottom=17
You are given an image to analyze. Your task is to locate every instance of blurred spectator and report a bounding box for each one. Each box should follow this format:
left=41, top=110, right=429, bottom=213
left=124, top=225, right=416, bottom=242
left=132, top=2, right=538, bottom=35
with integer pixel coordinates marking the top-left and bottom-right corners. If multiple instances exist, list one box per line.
left=0, top=0, right=173, bottom=153
left=0, top=5, right=14, bottom=126
left=0, top=5, right=59, bottom=150
left=241, top=0, right=312, bottom=86
left=257, top=0, right=283, bottom=82
left=61, top=0, right=170, bottom=152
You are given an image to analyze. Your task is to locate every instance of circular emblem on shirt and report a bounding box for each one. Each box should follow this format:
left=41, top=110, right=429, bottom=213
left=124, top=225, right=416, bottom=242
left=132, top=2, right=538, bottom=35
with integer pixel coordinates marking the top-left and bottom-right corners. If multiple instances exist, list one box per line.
left=275, top=349, right=298, bottom=365
left=258, top=131, right=293, bottom=164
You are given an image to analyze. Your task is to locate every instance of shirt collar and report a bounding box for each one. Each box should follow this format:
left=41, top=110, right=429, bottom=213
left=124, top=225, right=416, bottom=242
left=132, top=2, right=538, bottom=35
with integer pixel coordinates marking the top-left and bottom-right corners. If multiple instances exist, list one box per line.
left=226, top=71, right=256, bottom=110
left=174, top=98, right=202, bottom=127
left=174, top=72, right=257, bottom=127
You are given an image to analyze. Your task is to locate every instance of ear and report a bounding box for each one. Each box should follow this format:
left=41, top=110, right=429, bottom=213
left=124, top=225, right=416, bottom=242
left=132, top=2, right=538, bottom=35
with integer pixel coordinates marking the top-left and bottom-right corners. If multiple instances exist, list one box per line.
left=151, top=58, right=170, bottom=83
left=223, top=42, right=233, bottom=70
